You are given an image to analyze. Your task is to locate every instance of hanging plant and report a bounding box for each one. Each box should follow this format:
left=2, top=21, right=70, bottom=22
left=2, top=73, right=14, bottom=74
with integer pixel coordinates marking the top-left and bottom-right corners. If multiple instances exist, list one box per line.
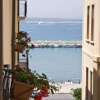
left=15, top=31, right=31, bottom=53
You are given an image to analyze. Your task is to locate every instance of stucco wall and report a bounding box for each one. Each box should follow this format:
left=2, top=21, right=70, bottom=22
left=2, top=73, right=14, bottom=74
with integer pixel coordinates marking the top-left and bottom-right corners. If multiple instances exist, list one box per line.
left=2, top=0, right=13, bottom=65
left=82, top=0, right=100, bottom=100
left=0, top=0, right=3, bottom=67
left=83, top=0, right=100, bottom=57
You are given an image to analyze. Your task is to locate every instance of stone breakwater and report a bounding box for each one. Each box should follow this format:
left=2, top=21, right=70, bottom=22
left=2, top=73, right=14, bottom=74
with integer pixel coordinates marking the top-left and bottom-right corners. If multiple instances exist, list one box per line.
left=31, top=40, right=82, bottom=48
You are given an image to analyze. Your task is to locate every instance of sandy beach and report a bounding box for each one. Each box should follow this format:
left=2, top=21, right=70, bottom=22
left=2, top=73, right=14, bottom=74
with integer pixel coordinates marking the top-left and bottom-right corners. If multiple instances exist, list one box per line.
left=56, top=82, right=82, bottom=94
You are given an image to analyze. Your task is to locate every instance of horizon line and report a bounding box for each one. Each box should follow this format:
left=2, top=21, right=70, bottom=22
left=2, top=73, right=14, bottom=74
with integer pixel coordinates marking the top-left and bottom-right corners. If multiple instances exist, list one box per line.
left=26, top=17, right=83, bottom=21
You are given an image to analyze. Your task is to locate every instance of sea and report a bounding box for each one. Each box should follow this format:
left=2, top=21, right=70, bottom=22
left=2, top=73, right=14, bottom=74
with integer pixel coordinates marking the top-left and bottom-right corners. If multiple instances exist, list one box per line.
left=20, top=18, right=82, bottom=83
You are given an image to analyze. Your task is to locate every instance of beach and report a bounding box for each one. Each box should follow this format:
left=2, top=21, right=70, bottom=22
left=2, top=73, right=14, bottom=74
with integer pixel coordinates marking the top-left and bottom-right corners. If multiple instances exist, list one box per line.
left=55, top=82, right=81, bottom=94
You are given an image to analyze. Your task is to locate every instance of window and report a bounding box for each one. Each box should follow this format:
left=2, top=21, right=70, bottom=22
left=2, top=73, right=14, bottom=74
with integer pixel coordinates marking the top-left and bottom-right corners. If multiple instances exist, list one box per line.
left=87, top=6, right=90, bottom=39
left=90, top=71, right=93, bottom=100
left=86, top=67, right=89, bottom=99
left=91, top=5, right=94, bottom=41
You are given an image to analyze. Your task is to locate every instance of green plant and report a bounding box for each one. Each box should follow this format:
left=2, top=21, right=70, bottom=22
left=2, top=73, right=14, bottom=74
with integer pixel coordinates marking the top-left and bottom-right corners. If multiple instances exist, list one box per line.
left=16, top=31, right=31, bottom=53
left=15, top=68, right=35, bottom=85
left=72, top=88, right=82, bottom=100
left=14, top=67, right=57, bottom=94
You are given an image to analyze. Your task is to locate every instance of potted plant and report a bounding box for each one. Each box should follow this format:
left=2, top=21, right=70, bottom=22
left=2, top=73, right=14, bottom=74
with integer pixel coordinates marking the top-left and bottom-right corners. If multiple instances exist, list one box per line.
left=13, top=67, right=35, bottom=100
left=13, top=67, right=58, bottom=100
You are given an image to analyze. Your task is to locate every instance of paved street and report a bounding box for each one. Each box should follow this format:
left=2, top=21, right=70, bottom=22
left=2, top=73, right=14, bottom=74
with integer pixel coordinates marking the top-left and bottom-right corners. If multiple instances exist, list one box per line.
left=43, top=94, right=75, bottom=100
left=30, top=93, right=75, bottom=100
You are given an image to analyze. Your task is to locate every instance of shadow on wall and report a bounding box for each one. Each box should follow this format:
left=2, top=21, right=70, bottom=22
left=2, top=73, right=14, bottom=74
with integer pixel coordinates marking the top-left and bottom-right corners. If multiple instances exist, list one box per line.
left=85, top=65, right=100, bottom=100
left=85, top=89, right=93, bottom=100
left=98, top=64, right=100, bottom=100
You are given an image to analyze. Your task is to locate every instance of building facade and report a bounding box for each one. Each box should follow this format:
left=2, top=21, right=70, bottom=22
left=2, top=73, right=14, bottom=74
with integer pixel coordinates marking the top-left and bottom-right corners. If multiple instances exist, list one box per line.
left=0, top=0, right=27, bottom=99
left=0, top=0, right=19, bottom=99
left=82, top=0, right=100, bottom=100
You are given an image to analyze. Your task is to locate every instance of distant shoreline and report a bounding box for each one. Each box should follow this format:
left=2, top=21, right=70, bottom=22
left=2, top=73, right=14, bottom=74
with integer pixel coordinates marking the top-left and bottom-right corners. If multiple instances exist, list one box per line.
left=25, top=17, right=82, bottom=21
left=30, top=40, right=82, bottom=48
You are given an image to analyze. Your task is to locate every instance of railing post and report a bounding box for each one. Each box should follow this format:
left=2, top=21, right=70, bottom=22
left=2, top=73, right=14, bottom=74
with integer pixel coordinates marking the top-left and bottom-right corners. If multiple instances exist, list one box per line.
left=3, top=65, right=11, bottom=100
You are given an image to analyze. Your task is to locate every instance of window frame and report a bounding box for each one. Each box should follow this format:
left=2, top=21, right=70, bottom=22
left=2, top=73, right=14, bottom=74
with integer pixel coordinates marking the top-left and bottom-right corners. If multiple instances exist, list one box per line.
left=86, top=67, right=89, bottom=99
left=91, top=5, right=95, bottom=42
left=86, top=6, right=90, bottom=40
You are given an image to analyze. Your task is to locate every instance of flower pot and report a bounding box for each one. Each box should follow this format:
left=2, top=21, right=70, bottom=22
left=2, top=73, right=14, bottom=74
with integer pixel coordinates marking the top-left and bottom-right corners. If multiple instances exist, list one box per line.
left=13, top=81, right=34, bottom=100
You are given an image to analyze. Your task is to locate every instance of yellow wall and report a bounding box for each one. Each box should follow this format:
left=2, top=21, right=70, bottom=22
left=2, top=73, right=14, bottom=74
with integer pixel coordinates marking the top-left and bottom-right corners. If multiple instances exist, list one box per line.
left=0, top=0, right=18, bottom=99
left=82, top=0, right=100, bottom=100
left=0, top=0, right=3, bottom=67
left=3, top=0, right=13, bottom=65
left=2, top=0, right=19, bottom=66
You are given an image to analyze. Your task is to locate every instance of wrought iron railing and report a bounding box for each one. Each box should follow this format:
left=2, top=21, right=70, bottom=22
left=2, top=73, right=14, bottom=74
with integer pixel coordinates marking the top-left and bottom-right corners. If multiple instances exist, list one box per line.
left=0, top=65, right=13, bottom=100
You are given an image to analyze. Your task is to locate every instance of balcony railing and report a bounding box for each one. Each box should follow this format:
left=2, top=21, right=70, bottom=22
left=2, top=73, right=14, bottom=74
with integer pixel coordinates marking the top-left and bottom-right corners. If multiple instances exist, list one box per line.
left=18, top=0, right=27, bottom=20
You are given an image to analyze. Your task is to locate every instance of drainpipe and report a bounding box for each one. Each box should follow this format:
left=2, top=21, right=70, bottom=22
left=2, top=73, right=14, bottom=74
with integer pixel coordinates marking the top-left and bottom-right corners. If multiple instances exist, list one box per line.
left=17, top=0, right=20, bottom=65
left=12, top=0, right=16, bottom=69
left=10, top=0, right=16, bottom=99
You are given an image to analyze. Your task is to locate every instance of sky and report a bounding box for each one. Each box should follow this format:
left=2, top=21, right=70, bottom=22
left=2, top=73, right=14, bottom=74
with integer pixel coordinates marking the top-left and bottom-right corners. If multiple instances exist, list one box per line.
left=27, top=0, right=83, bottom=19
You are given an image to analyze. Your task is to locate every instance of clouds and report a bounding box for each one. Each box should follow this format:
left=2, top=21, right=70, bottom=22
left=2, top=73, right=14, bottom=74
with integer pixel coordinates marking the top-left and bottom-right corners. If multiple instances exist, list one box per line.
left=27, top=0, right=83, bottom=19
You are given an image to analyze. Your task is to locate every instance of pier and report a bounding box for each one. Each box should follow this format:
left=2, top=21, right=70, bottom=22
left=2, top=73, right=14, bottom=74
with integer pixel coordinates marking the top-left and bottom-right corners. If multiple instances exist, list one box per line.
left=31, top=40, right=82, bottom=48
